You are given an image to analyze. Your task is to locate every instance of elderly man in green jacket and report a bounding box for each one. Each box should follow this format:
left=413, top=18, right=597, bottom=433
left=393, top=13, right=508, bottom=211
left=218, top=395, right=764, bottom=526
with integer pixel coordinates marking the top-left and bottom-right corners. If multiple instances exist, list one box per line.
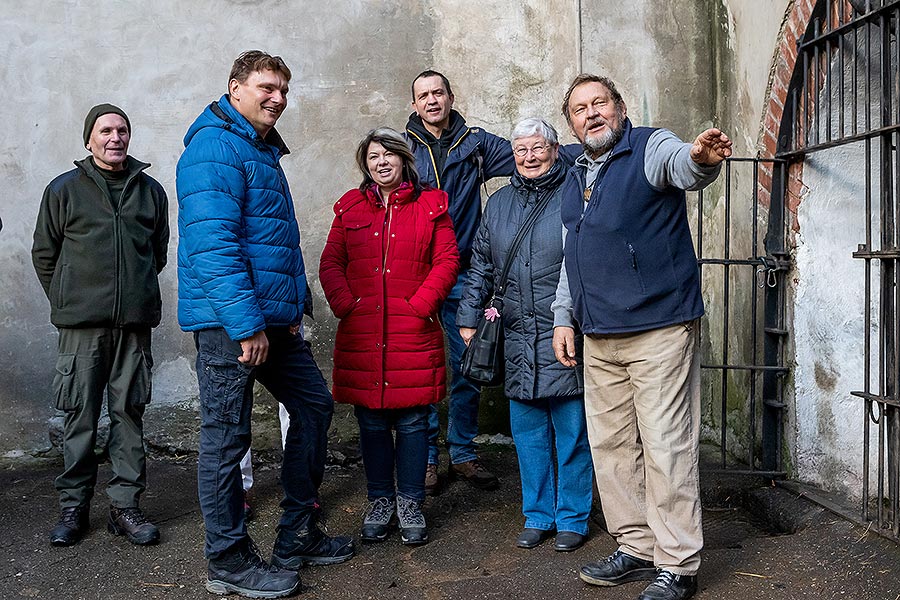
left=32, top=104, right=169, bottom=548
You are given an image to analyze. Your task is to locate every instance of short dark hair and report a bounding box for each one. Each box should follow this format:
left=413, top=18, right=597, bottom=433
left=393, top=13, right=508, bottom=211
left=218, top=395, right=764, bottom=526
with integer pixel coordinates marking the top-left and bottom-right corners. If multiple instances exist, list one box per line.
left=411, top=70, right=453, bottom=100
left=228, top=50, right=292, bottom=88
left=356, top=127, right=421, bottom=194
left=561, top=74, right=624, bottom=126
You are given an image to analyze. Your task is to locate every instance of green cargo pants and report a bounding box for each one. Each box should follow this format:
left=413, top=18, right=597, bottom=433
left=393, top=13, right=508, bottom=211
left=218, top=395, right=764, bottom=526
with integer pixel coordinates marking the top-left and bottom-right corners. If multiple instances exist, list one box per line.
left=52, top=326, right=153, bottom=509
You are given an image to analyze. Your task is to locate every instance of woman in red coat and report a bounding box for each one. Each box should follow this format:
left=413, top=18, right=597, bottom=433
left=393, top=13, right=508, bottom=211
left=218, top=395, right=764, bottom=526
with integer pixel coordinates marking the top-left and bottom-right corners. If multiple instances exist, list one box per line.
left=320, top=127, right=458, bottom=546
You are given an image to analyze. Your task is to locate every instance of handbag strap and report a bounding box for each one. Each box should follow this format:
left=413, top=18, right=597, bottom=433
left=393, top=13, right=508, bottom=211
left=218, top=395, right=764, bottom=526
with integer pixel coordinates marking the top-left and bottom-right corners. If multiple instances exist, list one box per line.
left=493, top=187, right=555, bottom=302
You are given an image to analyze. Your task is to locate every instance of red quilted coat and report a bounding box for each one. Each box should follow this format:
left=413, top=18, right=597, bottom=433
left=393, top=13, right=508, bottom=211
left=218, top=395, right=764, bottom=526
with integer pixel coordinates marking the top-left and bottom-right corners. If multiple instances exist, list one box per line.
left=319, top=183, right=459, bottom=409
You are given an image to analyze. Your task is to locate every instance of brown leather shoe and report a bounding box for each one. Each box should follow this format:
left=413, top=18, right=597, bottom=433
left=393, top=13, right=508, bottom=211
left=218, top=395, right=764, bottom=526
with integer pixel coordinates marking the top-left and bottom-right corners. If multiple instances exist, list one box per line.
left=424, top=463, right=439, bottom=496
left=449, top=460, right=499, bottom=490
left=108, top=506, right=160, bottom=545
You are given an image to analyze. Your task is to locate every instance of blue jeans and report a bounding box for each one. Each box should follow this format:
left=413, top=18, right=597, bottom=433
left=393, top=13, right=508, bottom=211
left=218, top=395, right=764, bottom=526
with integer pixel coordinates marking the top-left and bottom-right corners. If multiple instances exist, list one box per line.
left=195, top=327, right=334, bottom=558
left=354, top=405, right=429, bottom=502
left=430, top=270, right=481, bottom=465
left=509, top=395, right=593, bottom=535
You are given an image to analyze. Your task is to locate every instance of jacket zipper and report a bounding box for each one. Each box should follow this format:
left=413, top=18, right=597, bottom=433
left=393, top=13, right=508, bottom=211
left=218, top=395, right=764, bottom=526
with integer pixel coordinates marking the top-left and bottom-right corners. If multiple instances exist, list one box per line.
left=573, top=168, right=593, bottom=328
left=381, top=198, right=394, bottom=407
left=112, top=171, right=140, bottom=325
left=407, top=128, right=472, bottom=190
left=406, top=130, right=441, bottom=189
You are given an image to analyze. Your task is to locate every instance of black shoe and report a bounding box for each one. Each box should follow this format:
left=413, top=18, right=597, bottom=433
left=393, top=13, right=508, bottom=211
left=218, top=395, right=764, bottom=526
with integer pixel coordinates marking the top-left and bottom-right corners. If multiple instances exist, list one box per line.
left=638, top=570, right=698, bottom=600
left=449, top=460, right=499, bottom=490
left=108, top=506, right=160, bottom=545
left=554, top=531, right=586, bottom=552
left=49, top=505, right=89, bottom=546
left=271, top=510, right=355, bottom=569
left=207, top=539, right=300, bottom=599
left=579, top=550, right=657, bottom=586
left=515, top=528, right=555, bottom=549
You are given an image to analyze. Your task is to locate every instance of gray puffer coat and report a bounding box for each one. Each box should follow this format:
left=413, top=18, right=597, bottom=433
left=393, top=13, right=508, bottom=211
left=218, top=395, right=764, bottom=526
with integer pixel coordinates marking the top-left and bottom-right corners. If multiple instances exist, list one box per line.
left=457, top=160, right=583, bottom=401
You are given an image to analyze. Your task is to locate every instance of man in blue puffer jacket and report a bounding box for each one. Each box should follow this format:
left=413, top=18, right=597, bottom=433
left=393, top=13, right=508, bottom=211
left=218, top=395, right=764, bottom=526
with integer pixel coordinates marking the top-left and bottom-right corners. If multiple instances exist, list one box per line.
left=177, top=51, right=354, bottom=599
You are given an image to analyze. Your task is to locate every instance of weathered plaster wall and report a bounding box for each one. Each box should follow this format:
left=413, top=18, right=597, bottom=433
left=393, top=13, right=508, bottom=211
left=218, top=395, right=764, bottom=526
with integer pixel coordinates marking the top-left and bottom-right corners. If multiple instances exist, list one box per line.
left=793, top=142, right=874, bottom=494
left=0, top=0, right=584, bottom=456
left=0, top=0, right=806, bottom=471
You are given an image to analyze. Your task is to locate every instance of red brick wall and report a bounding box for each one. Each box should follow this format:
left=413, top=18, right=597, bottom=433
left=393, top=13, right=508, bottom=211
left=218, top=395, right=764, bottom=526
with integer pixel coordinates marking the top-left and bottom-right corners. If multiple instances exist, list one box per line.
left=758, top=0, right=822, bottom=230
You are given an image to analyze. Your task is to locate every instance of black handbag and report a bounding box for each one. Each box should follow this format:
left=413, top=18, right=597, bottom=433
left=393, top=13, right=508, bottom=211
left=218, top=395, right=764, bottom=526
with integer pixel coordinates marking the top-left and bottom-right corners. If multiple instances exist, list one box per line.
left=460, top=189, right=554, bottom=386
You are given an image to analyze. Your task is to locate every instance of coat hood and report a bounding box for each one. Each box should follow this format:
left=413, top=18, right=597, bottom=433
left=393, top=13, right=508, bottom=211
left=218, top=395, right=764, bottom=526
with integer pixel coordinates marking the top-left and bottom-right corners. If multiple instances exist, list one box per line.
left=183, top=94, right=290, bottom=155
left=510, top=158, right=567, bottom=194
left=406, top=109, right=467, bottom=144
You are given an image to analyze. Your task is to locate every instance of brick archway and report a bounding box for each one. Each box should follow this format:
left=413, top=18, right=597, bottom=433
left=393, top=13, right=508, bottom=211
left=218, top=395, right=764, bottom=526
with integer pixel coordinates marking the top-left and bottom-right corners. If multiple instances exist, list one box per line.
left=757, top=0, right=819, bottom=229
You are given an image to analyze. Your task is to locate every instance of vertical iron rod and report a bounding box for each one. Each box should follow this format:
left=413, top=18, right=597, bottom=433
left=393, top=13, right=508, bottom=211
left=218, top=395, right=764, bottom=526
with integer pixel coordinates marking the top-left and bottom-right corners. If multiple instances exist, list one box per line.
left=720, top=162, right=733, bottom=468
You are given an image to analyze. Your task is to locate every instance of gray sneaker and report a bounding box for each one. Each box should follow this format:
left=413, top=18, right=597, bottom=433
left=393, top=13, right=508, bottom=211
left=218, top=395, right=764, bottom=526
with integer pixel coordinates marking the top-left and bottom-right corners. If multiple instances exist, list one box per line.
left=396, top=496, right=428, bottom=546
left=360, top=497, right=394, bottom=542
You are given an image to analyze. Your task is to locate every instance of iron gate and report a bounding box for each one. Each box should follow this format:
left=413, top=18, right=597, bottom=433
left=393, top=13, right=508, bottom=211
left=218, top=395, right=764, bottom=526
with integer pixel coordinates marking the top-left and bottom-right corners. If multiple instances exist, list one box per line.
left=776, top=0, right=900, bottom=539
left=696, top=157, right=791, bottom=476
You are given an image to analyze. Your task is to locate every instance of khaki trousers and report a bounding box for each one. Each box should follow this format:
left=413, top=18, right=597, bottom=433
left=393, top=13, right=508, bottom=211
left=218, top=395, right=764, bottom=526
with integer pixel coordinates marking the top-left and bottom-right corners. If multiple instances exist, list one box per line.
left=583, top=321, right=702, bottom=575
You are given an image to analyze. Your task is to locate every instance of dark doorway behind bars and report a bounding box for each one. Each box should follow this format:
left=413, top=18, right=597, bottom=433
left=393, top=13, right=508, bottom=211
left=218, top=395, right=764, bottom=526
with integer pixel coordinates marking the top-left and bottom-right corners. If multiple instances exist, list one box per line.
left=700, top=0, right=899, bottom=542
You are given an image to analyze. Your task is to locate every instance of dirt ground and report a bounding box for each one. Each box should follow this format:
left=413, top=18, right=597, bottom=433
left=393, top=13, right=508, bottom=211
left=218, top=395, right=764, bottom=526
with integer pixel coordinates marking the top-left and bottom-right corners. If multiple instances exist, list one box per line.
left=3, top=447, right=900, bottom=600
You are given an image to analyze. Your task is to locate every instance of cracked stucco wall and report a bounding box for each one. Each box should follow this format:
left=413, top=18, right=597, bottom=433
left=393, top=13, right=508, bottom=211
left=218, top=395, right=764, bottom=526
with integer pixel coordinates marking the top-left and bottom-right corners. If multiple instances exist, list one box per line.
left=0, top=1, right=793, bottom=465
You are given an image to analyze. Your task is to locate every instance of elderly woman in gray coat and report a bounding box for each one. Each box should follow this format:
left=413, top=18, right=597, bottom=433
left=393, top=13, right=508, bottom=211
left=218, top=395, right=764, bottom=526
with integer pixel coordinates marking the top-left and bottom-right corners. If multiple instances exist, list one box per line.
left=457, top=117, right=592, bottom=551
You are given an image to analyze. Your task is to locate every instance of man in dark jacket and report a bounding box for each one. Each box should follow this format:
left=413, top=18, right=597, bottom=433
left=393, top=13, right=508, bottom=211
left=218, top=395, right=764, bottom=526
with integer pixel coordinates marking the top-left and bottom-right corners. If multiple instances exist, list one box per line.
left=552, top=75, right=732, bottom=600
left=177, top=51, right=353, bottom=599
left=406, top=70, right=515, bottom=493
left=32, top=104, right=168, bottom=548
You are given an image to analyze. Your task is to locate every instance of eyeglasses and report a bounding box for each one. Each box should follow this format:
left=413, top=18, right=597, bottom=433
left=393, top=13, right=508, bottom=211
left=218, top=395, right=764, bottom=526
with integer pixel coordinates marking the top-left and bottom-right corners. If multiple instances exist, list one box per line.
left=513, top=144, right=552, bottom=157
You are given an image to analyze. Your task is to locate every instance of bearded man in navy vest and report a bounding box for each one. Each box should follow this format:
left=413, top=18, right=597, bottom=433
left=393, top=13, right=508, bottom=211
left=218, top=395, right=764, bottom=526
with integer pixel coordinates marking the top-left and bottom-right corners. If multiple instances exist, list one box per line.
left=551, top=74, right=732, bottom=600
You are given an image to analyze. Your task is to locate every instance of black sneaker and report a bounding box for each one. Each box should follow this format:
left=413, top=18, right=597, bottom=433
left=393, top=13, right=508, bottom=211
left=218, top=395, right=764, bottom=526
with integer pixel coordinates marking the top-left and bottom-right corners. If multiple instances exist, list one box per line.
left=579, top=550, right=657, bottom=586
left=271, top=510, right=355, bottom=569
left=49, top=505, right=89, bottom=546
left=638, top=570, right=698, bottom=600
left=360, top=497, right=394, bottom=542
left=396, top=496, right=428, bottom=546
left=108, top=506, right=160, bottom=545
left=207, top=539, right=299, bottom=599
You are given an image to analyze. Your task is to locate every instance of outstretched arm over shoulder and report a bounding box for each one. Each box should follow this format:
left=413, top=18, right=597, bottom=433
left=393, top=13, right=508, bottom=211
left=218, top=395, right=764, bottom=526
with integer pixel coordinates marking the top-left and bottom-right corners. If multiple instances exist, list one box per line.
left=645, top=128, right=732, bottom=192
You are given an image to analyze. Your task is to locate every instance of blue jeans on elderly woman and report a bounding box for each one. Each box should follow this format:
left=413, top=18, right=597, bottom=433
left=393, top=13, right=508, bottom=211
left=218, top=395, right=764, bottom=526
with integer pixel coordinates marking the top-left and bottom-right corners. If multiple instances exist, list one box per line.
left=509, top=395, right=592, bottom=543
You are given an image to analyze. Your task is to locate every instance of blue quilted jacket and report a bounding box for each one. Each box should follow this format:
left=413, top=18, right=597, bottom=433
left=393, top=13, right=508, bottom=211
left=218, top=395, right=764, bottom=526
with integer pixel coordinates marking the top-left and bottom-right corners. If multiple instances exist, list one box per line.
left=176, top=95, right=307, bottom=340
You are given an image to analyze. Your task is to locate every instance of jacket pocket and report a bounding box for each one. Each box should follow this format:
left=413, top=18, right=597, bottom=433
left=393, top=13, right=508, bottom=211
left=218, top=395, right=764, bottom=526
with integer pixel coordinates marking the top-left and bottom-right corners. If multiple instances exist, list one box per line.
left=55, top=264, right=69, bottom=310
left=198, top=354, right=251, bottom=424
left=626, top=242, right=647, bottom=295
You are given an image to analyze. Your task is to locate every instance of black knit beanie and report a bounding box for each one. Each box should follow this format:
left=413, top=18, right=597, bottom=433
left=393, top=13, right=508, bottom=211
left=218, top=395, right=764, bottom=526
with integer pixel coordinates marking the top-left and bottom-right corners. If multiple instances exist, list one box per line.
left=83, top=104, right=130, bottom=146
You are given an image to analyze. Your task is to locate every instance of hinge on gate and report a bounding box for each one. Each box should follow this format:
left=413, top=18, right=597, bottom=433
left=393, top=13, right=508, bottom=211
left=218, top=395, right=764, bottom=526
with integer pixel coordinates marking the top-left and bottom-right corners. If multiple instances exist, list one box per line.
left=756, top=253, right=791, bottom=288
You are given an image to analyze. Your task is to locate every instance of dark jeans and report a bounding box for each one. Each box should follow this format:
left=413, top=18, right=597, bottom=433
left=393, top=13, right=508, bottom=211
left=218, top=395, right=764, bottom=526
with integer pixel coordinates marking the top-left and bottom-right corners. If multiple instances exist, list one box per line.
left=53, top=326, right=152, bottom=509
left=354, top=405, right=429, bottom=502
left=430, top=269, right=481, bottom=465
left=195, top=327, right=334, bottom=558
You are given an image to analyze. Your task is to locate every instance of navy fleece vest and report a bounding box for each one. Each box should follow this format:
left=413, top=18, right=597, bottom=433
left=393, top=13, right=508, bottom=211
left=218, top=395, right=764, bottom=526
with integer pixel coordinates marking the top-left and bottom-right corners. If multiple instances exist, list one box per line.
left=560, top=122, right=704, bottom=334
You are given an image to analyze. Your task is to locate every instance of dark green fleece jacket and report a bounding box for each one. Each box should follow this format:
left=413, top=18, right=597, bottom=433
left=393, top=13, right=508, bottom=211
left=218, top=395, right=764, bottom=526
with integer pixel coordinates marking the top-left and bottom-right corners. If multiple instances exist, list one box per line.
left=32, top=156, right=169, bottom=328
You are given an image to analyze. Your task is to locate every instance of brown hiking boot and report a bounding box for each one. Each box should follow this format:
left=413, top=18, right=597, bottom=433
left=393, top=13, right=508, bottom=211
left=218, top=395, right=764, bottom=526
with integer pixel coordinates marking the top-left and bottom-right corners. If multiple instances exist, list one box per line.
left=108, top=506, right=160, bottom=545
left=424, top=463, right=439, bottom=496
left=449, top=460, right=499, bottom=490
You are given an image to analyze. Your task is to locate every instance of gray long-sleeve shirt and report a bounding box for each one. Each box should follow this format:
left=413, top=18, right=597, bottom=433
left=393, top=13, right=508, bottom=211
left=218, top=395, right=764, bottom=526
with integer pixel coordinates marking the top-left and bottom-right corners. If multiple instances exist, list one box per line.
left=550, top=128, right=721, bottom=328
